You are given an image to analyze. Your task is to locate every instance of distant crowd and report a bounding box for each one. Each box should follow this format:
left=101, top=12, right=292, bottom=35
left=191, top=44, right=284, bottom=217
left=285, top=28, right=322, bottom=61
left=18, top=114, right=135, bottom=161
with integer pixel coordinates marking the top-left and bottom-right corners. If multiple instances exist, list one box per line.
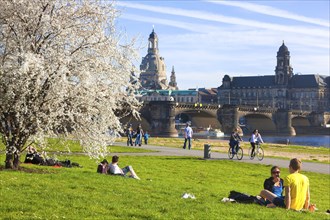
left=124, top=123, right=149, bottom=147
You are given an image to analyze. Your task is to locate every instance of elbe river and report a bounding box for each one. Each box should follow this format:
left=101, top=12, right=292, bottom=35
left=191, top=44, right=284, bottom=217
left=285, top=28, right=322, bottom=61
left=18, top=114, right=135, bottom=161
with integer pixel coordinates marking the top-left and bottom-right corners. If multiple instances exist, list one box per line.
left=195, top=135, right=330, bottom=148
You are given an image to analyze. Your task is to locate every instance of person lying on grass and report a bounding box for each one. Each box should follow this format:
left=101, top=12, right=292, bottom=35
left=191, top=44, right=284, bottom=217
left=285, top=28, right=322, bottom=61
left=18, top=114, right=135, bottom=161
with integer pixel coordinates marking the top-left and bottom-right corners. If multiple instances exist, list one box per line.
left=108, top=155, right=140, bottom=180
left=259, top=158, right=310, bottom=211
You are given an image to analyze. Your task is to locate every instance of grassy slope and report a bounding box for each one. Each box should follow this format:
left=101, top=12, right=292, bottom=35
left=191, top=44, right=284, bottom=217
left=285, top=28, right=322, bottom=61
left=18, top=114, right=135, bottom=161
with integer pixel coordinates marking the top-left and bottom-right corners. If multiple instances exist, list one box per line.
left=0, top=154, right=329, bottom=219
left=0, top=137, right=329, bottom=219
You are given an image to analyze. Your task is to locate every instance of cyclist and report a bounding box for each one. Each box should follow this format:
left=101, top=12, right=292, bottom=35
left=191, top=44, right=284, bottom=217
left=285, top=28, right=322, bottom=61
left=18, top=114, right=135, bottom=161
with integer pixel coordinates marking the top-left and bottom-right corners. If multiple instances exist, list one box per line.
left=229, top=127, right=242, bottom=154
left=249, top=129, right=264, bottom=158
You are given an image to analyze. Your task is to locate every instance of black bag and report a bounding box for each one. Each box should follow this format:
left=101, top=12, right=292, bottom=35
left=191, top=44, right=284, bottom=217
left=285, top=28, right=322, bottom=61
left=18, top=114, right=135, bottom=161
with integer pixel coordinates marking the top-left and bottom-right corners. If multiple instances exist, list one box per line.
left=228, top=191, right=256, bottom=204
left=45, top=158, right=56, bottom=166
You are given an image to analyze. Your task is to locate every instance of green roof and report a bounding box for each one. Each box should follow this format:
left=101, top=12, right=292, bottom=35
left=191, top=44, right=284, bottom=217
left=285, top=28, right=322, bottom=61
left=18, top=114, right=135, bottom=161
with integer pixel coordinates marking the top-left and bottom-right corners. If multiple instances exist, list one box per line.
left=139, top=89, right=197, bottom=96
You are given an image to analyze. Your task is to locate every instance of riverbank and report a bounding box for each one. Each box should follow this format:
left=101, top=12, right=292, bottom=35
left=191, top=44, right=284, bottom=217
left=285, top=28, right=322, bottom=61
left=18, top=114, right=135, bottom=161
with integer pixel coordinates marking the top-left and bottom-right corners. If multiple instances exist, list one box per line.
left=117, top=137, right=330, bottom=163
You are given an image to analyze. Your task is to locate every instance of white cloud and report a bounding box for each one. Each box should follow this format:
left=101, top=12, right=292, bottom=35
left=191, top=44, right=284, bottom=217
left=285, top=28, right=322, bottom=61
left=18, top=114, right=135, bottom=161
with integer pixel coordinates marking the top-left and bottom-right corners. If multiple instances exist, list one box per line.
left=207, top=0, right=329, bottom=27
left=121, top=13, right=329, bottom=50
left=116, top=2, right=329, bottom=37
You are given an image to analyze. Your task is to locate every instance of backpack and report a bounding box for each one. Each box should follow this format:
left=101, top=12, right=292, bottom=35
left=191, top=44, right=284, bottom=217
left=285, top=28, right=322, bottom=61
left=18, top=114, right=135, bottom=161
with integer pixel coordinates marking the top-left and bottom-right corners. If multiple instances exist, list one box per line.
left=228, top=191, right=256, bottom=204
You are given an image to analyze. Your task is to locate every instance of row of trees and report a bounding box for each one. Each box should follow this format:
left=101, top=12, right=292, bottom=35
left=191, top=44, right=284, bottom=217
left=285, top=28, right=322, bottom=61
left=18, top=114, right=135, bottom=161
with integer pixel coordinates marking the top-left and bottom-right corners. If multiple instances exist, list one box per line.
left=0, top=0, right=140, bottom=168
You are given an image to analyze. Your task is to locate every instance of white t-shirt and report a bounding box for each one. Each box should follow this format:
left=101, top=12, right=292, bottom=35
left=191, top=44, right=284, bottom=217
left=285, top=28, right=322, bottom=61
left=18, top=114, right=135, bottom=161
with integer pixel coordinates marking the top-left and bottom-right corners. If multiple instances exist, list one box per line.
left=250, top=133, right=263, bottom=143
left=185, top=126, right=193, bottom=138
left=108, top=163, right=123, bottom=175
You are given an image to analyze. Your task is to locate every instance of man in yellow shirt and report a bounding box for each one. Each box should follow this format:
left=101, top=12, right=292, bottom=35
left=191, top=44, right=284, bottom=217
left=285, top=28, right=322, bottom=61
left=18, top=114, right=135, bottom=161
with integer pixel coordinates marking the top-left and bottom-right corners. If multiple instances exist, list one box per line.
left=259, top=158, right=310, bottom=211
left=284, top=158, right=310, bottom=210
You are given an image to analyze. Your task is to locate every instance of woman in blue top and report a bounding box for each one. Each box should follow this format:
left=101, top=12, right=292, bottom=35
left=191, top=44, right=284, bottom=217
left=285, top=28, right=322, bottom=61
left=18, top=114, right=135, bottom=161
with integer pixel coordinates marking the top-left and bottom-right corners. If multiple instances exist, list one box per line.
left=260, top=166, right=284, bottom=207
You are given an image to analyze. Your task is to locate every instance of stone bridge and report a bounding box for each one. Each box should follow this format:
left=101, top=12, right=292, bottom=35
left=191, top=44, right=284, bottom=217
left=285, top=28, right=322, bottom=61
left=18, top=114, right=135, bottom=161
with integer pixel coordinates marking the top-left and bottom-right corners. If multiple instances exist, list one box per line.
left=120, top=101, right=330, bottom=137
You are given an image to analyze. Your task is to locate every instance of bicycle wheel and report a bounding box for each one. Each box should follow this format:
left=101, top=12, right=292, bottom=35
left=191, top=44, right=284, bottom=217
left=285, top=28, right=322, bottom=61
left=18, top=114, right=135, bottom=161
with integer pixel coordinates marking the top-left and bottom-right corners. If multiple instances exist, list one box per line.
left=256, top=147, right=264, bottom=161
left=228, top=147, right=234, bottom=159
left=248, top=147, right=255, bottom=160
left=236, top=147, right=243, bottom=160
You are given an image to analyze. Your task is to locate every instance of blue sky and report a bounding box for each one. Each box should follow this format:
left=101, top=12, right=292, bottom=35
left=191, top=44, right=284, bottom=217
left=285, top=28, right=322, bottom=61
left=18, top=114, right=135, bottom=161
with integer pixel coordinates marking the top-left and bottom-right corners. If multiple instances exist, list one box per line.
left=115, top=0, right=329, bottom=89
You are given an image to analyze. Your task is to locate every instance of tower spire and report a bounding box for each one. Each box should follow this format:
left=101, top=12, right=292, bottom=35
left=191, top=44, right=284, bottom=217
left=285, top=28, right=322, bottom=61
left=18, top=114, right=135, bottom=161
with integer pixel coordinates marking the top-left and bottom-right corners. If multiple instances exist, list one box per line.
left=275, top=41, right=293, bottom=85
left=169, top=66, right=178, bottom=90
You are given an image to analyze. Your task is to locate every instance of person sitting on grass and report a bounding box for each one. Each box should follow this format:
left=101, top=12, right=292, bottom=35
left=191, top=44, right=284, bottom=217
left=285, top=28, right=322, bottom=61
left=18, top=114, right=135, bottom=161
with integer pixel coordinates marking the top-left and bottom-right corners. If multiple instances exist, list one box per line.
left=108, top=155, right=140, bottom=180
left=259, top=158, right=310, bottom=211
left=258, top=166, right=284, bottom=206
left=97, top=159, right=109, bottom=174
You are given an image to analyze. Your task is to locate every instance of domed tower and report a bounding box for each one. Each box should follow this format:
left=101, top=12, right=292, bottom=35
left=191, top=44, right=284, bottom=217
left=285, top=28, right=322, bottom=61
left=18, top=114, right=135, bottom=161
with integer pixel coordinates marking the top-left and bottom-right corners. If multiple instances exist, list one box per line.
left=169, top=66, right=178, bottom=90
left=140, top=28, right=168, bottom=90
left=222, top=75, right=232, bottom=89
left=275, top=41, right=293, bottom=85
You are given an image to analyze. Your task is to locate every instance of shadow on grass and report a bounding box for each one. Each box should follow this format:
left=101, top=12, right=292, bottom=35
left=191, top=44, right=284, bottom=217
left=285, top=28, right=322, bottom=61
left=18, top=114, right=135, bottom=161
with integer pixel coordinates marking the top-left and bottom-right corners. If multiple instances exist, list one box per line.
left=0, top=164, right=58, bottom=174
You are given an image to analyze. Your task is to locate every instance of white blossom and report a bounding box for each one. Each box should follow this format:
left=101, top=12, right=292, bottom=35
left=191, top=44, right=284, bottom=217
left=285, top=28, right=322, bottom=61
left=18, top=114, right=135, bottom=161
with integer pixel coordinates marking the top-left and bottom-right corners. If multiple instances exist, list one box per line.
left=0, top=0, right=141, bottom=167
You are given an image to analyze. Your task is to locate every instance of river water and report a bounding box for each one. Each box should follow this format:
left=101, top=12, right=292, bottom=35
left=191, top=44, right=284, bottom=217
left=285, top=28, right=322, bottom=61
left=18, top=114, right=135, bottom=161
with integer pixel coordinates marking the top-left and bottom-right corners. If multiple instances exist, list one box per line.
left=191, top=135, right=330, bottom=148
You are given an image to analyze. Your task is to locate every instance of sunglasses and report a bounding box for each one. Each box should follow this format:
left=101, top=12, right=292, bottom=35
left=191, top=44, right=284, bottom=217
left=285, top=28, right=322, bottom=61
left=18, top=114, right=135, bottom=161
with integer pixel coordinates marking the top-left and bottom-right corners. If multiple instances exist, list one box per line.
left=272, top=171, right=280, bottom=174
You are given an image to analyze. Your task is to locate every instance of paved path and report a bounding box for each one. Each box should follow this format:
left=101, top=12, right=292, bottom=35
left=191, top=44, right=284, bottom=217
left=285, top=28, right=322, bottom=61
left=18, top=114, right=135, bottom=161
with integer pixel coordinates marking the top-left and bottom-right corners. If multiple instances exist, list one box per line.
left=114, top=142, right=330, bottom=174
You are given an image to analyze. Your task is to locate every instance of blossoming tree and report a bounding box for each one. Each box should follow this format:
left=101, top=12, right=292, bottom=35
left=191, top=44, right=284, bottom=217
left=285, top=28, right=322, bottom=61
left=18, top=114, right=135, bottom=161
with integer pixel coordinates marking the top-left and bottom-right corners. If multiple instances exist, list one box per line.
left=0, top=0, right=140, bottom=168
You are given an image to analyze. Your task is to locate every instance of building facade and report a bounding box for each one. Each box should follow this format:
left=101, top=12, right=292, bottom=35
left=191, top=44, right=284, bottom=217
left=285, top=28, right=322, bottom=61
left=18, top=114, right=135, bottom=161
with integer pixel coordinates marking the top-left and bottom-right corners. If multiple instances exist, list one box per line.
left=217, top=42, right=330, bottom=112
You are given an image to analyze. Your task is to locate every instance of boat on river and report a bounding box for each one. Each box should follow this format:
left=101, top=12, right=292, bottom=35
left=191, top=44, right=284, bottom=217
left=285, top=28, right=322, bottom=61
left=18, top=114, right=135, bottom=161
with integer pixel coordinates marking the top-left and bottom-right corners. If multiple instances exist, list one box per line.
left=193, top=128, right=225, bottom=137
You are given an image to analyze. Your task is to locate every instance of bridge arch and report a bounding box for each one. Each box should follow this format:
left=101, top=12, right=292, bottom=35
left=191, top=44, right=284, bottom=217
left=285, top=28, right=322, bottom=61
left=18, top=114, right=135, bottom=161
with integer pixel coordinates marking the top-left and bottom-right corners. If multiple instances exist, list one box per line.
left=120, top=115, right=151, bottom=133
left=239, top=113, right=276, bottom=135
left=175, top=110, right=221, bottom=131
left=292, top=116, right=311, bottom=126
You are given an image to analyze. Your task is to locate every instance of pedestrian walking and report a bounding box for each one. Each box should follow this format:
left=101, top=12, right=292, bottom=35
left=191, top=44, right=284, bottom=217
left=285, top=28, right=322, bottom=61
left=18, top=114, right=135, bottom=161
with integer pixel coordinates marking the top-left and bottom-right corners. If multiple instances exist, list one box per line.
left=183, top=122, right=193, bottom=150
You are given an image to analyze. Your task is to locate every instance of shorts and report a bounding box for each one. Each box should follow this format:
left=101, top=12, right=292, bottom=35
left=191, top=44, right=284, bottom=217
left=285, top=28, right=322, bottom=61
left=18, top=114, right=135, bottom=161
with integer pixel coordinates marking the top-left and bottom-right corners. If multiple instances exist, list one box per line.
left=273, top=196, right=286, bottom=208
left=122, top=166, right=132, bottom=175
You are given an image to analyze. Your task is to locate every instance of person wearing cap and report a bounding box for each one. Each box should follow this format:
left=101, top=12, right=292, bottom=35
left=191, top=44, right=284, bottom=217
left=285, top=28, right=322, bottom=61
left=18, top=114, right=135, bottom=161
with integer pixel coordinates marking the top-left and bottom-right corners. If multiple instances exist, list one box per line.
left=183, top=122, right=193, bottom=150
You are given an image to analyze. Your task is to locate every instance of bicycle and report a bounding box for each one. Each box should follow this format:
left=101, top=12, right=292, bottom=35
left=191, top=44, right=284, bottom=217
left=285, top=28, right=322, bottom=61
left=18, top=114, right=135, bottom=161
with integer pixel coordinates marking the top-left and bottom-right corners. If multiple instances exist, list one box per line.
left=248, top=142, right=264, bottom=161
left=228, top=143, right=243, bottom=160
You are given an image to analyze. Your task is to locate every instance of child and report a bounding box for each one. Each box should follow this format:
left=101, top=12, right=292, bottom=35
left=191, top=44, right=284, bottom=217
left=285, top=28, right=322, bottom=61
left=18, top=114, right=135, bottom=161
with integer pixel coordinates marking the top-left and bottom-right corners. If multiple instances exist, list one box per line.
left=144, top=131, right=150, bottom=145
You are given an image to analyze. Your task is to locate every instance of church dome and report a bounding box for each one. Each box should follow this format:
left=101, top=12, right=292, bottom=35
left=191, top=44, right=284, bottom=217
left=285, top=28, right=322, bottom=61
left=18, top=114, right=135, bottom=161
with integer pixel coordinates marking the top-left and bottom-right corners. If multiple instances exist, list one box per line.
left=223, top=75, right=231, bottom=81
left=149, top=29, right=157, bottom=39
left=278, top=42, right=289, bottom=55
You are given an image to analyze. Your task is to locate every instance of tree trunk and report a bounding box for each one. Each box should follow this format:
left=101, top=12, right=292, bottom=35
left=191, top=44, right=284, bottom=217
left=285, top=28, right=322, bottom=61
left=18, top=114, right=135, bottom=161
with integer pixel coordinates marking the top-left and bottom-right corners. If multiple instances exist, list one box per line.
left=5, top=153, right=14, bottom=169
left=5, top=151, right=20, bottom=169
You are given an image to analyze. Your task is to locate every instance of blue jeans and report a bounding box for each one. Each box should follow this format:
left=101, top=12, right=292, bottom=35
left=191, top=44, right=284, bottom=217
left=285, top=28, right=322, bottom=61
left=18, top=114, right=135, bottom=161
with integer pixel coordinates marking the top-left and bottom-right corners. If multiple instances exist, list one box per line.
left=183, top=137, right=191, bottom=149
left=230, top=140, right=239, bottom=153
left=127, top=134, right=133, bottom=146
left=135, top=134, right=142, bottom=146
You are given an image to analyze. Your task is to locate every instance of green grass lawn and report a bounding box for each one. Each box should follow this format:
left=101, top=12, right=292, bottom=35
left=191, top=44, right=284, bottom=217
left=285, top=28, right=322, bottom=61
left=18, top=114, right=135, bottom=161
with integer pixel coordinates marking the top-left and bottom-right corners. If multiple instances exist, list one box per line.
left=0, top=153, right=329, bottom=219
